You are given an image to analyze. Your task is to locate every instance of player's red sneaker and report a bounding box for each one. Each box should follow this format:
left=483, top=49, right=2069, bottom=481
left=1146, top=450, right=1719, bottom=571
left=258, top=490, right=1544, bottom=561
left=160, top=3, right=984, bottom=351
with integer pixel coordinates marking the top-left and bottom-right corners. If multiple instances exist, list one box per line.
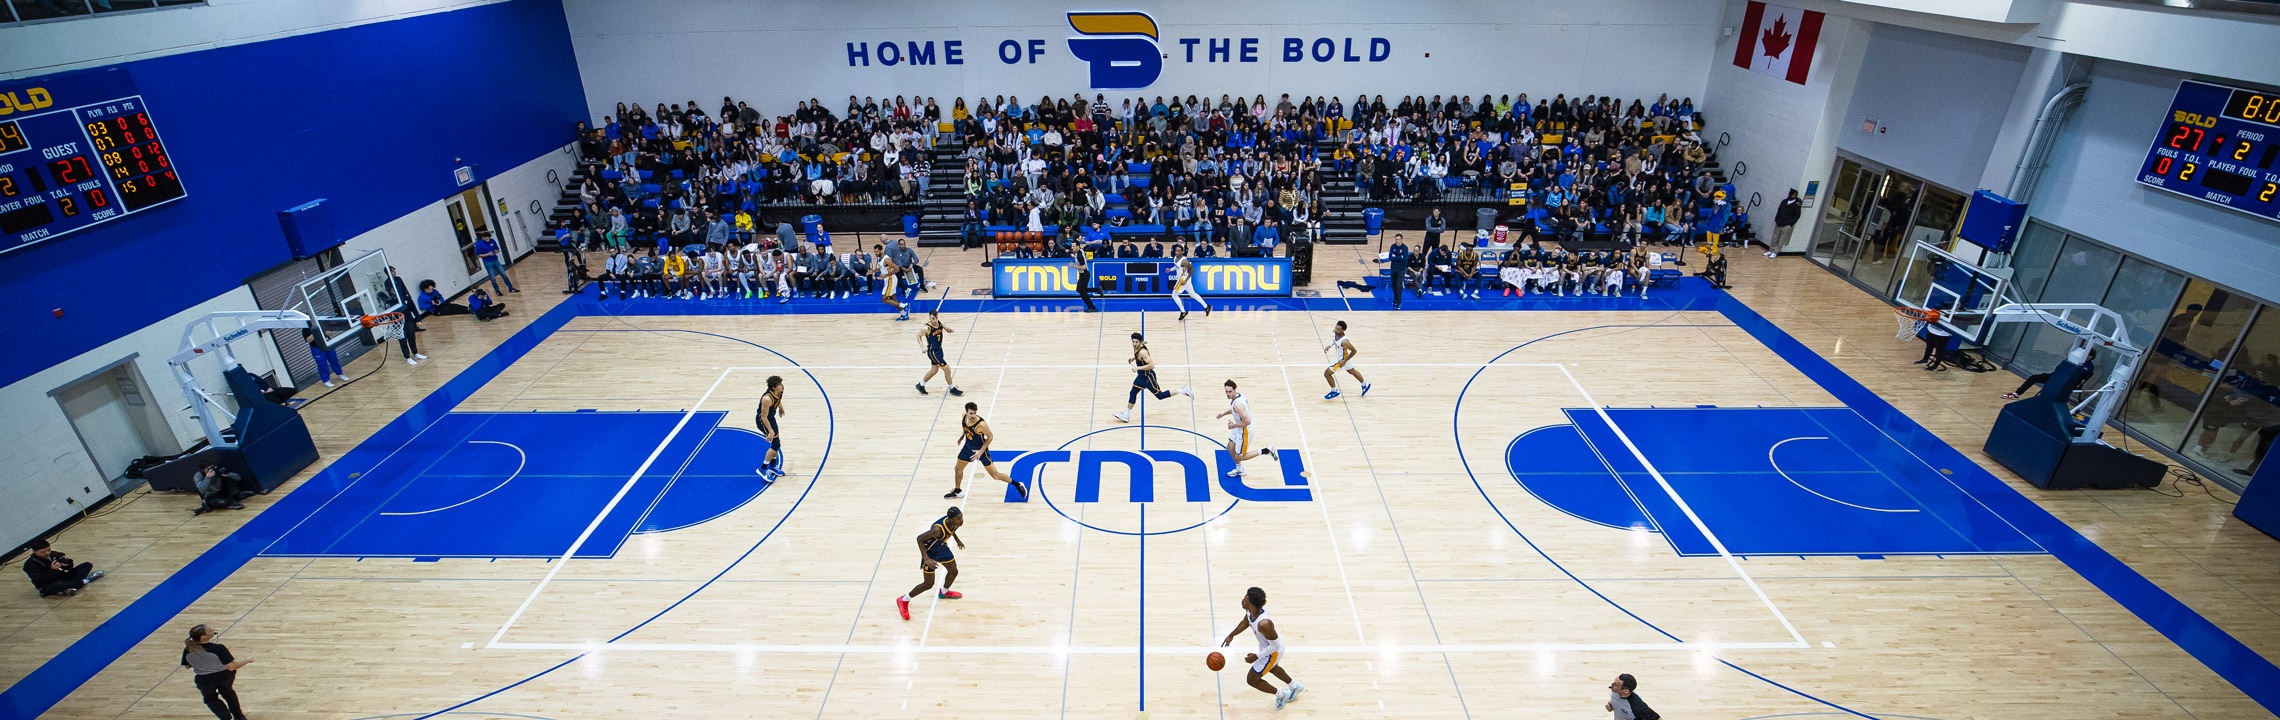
left=896, top=596, right=911, bottom=620
left=937, top=590, right=964, bottom=599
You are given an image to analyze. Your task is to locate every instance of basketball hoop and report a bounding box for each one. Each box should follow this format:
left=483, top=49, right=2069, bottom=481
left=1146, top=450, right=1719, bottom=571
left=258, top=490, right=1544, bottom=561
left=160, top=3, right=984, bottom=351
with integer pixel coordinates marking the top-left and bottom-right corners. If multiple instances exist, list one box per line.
left=1893, top=306, right=1940, bottom=340
left=360, top=312, right=406, bottom=341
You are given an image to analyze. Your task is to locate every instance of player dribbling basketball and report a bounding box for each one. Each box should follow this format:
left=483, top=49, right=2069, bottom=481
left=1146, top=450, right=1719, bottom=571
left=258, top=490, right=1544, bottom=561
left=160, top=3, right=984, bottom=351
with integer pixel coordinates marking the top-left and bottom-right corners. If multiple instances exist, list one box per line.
left=1220, top=586, right=1304, bottom=710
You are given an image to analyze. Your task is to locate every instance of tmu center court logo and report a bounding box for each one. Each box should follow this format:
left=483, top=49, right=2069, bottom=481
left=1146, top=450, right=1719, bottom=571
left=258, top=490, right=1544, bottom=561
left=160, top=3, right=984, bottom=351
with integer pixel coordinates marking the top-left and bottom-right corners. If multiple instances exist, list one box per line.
left=1066, top=11, right=1163, bottom=89
left=998, top=425, right=1309, bottom=535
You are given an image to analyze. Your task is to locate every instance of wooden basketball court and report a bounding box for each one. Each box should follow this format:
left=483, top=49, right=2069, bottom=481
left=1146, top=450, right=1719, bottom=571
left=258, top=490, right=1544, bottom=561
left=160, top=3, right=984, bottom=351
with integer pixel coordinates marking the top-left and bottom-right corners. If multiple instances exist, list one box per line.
left=9, top=247, right=2271, bottom=720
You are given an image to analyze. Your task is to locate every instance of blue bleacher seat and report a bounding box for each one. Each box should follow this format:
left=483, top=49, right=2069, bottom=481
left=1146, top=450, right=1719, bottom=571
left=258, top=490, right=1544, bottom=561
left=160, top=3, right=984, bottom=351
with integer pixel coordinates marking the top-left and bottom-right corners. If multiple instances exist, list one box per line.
left=599, top=169, right=623, bottom=181
left=1128, top=177, right=1150, bottom=188
left=1104, top=194, right=1127, bottom=206
left=1128, top=163, right=1152, bottom=174
left=639, top=170, right=656, bottom=180
left=670, top=169, right=685, bottom=180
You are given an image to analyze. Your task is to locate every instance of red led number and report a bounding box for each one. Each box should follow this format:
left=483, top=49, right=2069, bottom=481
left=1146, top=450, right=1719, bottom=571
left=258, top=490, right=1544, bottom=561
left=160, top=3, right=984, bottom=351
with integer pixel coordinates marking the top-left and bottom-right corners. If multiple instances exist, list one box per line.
left=2166, top=124, right=2206, bottom=153
left=2154, top=156, right=2173, bottom=175
left=87, top=188, right=108, bottom=207
left=47, top=156, right=92, bottom=184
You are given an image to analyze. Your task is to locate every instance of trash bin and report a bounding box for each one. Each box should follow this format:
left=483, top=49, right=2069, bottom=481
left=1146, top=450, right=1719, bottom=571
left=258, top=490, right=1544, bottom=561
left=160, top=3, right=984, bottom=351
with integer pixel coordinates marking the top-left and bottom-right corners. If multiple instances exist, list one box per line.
left=1363, top=208, right=1384, bottom=236
left=800, top=214, right=823, bottom=237
left=902, top=214, right=920, bottom=238
left=1474, top=207, right=1497, bottom=235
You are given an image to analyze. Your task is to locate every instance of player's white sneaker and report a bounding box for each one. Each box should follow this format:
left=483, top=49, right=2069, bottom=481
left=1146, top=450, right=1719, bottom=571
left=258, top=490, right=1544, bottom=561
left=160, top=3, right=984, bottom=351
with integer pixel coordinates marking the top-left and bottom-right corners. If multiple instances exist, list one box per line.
left=1287, top=683, right=1305, bottom=702
left=406, top=358, right=419, bottom=366
left=1227, top=464, right=1245, bottom=477
left=414, top=353, right=428, bottom=360
left=322, top=380, right=336, bottom=388
left=1275, top=688, right=1288, bottom=710
left=1175, top=386, right=1191, bottom=397
left=1113, top=411, right=1130, bottom=423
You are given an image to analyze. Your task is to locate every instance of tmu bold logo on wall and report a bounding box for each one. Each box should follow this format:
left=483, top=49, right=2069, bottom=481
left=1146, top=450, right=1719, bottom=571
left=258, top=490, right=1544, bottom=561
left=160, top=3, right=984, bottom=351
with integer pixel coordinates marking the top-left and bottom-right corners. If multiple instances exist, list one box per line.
left=842, top=10, right=1392, bottom=90
left=1066, top=11, right=1163, bottom=89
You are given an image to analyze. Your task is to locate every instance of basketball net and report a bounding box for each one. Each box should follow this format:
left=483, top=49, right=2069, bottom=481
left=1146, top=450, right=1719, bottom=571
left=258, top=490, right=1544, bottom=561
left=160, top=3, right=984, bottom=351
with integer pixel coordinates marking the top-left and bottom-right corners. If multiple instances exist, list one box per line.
left=361, top=312, right=406, bottom=341
left=1893, top=307, right=1940, bottom=341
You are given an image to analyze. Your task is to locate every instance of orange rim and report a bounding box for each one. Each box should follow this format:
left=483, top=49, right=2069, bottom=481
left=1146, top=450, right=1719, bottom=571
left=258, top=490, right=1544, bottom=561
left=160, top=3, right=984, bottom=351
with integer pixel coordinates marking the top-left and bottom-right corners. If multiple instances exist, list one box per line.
left=360, top=312, right=405, bottom=328
left=1893, top=307, right=1941, bottom=322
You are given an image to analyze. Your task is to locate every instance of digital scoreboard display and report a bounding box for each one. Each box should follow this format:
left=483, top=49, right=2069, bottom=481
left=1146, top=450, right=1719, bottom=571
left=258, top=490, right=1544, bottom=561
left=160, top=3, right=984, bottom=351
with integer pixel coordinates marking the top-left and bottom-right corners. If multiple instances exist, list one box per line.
left=2137, top=79, right=2280, bottom=223
left=0, top=69, right=186, bottom=255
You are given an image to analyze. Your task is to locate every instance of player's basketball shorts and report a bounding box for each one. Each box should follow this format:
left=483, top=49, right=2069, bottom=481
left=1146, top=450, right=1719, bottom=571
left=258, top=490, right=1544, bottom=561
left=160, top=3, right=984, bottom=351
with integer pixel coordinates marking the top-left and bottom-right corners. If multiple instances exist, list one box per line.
left=926, top=344, right=946, bottom=366
left=1250, top=648, right=1280, bottom=674
left=1329, top=357, right=1358, bottom=372
left=757, top=416, right=778, bottom=440
left=1226, top=427, right=1249, bottom=456
left=883, top=276, right=899, bottom=298
left=957, top=442, right=992, bottom=465
left=923, top=543, right=955, bottom=569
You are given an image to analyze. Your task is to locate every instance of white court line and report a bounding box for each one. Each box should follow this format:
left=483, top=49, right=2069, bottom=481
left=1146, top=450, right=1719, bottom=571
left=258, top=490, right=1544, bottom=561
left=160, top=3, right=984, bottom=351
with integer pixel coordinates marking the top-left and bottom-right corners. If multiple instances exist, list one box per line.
left=720, top=362, right=1567, bottom=370
left=1555, top=365, right=1810, bottom=648
left=378, top=441, right=525, bottom=516
left=1277, top=366, right=1370, bottom=645
left=487, top=640, right=1808, bottom=655
left=1768, top=437, right=1918, bottom=514
left=915, top=331, right=1015, bottom=652
left=484, top=367, right=737, bottom=648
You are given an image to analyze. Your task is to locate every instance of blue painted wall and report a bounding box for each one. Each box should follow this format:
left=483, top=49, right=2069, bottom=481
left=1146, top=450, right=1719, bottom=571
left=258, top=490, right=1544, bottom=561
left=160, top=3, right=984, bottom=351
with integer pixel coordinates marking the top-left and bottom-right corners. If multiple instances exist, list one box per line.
left=0, top=0, right=585, bottom=388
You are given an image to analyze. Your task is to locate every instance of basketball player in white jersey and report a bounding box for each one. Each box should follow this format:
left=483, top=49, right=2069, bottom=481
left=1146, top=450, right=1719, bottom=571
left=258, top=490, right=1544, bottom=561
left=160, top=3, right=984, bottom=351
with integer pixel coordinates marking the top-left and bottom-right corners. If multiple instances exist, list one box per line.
left=1172, top=256, right=1211, bottom=321
left=1216, top=379, right=1274, bottom=477
left=1220, top=586, right=1304, bottom=710
left=1321, top=320, right=1371, bottom=400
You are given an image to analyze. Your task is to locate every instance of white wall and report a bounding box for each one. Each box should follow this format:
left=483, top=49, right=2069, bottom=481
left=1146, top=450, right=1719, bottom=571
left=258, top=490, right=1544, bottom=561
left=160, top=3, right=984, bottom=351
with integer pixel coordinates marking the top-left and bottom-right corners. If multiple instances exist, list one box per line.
left=1702, top=0, right=1871, bottom=250
left=562, top=0, right=1722, bottom=123
left=1779, top=0, right=2280, bottom=89
left=1836, top=23, right=2031, bottom=193
left=0, top=287, right=285, bottom=549
left=2031, top=60, right=2280, bottom=303
left=337, top=142, right=577, bottom=305
left=0, top=0, right=515, bottom=80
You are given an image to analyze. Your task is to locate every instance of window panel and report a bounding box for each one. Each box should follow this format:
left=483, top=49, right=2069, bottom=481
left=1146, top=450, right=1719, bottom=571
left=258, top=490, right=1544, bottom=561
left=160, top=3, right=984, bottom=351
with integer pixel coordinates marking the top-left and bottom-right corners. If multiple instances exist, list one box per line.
left=2123, top=280, right=2257, bottom=450
left=2182, top=307, right=2280, bottom=481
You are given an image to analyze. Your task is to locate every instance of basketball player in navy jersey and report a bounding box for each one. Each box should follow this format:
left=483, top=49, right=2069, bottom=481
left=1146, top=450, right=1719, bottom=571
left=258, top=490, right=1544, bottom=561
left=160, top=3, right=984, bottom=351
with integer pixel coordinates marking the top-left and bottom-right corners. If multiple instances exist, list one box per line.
left=1113, top=332, right=1191, bottom=423
left=755, top=375, right=786, bottom=482
left=947, top=402, right=1027, bottom=500
left=915, top=308, right=962, bottom=396
left=896, top=507, right=965, bottom=620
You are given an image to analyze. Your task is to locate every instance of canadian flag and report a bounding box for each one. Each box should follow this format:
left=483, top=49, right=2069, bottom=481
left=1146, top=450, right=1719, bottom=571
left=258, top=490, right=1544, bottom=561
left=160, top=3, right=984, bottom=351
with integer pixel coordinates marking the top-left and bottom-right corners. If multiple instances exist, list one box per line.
left=1733, top=1, right=1824, bottom=85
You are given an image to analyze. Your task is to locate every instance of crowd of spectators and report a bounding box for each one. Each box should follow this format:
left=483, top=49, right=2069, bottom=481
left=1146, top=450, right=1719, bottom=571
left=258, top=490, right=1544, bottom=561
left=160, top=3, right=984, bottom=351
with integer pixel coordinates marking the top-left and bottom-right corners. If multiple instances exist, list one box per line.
left=538, top=90, right=1734, bottom=303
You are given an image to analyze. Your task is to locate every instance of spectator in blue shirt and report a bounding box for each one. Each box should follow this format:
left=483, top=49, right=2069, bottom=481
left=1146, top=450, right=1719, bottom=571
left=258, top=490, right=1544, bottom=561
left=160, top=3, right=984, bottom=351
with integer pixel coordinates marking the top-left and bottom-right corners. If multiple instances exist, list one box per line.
left=473, top=232, right=518, bottom=294
left=1253, top=218, right=1281, bottom=256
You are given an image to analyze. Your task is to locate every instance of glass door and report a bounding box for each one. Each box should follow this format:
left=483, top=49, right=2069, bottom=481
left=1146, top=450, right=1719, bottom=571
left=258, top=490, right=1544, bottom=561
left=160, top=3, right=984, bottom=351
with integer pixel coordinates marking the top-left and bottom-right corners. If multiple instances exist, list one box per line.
left=1850, top=173, right=1921, bottom=293
left=1815, top=159, right=1880, bottom=270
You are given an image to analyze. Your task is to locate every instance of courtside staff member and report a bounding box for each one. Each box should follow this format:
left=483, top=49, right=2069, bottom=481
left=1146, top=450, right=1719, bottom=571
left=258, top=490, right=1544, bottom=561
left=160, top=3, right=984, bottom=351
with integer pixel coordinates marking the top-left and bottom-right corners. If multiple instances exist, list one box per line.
left=182, top=624, right=253, bottom=720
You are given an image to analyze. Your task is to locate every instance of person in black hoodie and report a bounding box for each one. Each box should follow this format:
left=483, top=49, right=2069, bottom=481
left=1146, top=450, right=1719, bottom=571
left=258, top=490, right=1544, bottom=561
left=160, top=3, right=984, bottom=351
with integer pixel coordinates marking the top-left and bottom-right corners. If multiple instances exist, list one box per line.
left=1770, top=188, right=1803, bottom=257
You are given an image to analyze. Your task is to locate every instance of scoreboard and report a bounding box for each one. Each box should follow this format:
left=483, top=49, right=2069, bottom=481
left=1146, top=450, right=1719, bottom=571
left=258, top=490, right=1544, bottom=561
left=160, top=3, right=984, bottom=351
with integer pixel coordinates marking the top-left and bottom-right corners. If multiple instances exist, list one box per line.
left=0, top=69, right=187, bottom=255
left=2137, top=79, right=2280, bottom=223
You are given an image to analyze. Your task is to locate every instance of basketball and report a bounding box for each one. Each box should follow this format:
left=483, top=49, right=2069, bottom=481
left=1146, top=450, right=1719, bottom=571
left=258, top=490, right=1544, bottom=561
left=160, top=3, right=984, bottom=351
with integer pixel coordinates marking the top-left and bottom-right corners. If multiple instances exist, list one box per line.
left=1206, top=652, right=1225, bottom=671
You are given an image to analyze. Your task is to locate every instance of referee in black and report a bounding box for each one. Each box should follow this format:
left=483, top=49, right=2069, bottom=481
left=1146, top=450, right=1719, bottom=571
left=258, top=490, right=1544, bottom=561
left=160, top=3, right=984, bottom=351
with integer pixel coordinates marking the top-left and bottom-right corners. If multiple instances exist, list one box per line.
left=182, top=623, right=252, bottom=720
left=1073, top=253, right=1099, bottom=312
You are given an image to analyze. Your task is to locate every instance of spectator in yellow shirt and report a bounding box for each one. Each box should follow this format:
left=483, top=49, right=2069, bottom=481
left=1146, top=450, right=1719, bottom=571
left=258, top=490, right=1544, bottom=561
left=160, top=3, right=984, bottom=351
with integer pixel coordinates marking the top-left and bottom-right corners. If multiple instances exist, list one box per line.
left=662, top=250, right=691, bottom=299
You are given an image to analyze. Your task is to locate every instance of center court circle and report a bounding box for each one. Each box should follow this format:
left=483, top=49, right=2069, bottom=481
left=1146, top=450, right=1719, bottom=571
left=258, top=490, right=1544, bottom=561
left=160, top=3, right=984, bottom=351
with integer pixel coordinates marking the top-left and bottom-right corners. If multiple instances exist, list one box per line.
left=1031, top=424, right=1242, bottom=536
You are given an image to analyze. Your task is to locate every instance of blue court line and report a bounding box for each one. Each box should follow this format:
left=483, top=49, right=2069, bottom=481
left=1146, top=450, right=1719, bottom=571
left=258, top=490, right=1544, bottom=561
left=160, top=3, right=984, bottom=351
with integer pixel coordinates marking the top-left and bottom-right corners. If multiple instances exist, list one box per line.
left=12, top=274, right=2273, bottom=716
left=0, top=298, right=590, bottom=719
left=1452, top=323, right=1879, bottom=720
left=1708, top=294, right=2280, bottom=715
